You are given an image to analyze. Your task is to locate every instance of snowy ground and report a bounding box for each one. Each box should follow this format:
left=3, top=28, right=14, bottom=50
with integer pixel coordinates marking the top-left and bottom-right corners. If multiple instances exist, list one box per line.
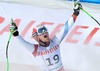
left=0, top=62, right=40, bottom=71
left=0, top=62, right=77, bottom=71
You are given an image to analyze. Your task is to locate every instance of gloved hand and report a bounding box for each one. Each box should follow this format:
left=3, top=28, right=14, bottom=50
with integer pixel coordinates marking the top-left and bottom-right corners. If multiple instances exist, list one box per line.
left=73, top=2, right=82, bottom=16
left=9, top=19, right=19, bottom=36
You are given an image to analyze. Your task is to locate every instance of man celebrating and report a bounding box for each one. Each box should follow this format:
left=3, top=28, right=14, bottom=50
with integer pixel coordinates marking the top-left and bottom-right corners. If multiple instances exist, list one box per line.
left=10, top=2, right=82, bottom=71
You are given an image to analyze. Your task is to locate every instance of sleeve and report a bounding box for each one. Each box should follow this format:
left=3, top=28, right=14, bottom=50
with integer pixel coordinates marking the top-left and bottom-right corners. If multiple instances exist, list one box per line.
left=55, top=14, right=77, bottom=43
left=16, top=35, right=35, bottom=53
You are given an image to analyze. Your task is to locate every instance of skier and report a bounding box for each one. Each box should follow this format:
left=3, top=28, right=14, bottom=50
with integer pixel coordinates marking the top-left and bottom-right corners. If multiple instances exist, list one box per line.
left=10, top=2, right=82, bottom=71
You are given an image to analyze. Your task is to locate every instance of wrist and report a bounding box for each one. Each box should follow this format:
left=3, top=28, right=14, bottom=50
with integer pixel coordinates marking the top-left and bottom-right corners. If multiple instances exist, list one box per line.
left=73, top=9, right=79, bottom=16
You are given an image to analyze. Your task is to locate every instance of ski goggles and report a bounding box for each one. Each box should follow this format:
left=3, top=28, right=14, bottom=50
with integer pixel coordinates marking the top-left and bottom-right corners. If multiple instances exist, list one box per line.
left=32, top=26, right=48, bottom=37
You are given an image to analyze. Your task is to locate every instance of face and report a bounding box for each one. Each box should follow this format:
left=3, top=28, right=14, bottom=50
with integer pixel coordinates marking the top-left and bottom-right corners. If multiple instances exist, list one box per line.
left=32, top=26, right=50, bottom=43
left=38, top=32, right=50, bottom=43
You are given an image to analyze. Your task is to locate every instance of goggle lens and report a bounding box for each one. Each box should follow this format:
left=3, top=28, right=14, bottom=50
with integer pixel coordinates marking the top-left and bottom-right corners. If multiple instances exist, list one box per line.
left=38, top=26, right=48, bottom=35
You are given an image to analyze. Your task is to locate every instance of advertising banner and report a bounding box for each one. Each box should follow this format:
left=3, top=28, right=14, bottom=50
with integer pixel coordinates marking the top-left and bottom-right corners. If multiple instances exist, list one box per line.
left=0, top=2, right=100, bottom=71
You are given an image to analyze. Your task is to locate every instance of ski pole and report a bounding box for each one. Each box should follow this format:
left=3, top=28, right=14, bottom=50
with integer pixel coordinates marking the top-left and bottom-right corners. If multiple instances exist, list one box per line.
left=6, top=19, right=15, bottom=71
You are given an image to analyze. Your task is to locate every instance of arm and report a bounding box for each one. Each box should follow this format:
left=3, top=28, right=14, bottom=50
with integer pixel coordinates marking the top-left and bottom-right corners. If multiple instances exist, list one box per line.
left=55, top=3, right=82, bottom=43
left=9, top=20, right=35, bottom=53
left=16, top=35, right=35, bottom=53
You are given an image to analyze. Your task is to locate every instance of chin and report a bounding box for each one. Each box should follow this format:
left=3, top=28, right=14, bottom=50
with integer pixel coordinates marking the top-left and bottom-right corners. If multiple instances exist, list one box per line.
left=45, top=38, right=50, bottom=42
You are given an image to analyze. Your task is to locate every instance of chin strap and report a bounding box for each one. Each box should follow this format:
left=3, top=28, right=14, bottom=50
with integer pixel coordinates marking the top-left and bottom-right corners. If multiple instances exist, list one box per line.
left=39, top=39, right=50, bottom=47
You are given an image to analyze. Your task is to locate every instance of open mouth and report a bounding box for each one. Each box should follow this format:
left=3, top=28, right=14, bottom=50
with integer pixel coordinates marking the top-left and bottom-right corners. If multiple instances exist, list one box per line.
left=44, top=35, right=47, bottom=38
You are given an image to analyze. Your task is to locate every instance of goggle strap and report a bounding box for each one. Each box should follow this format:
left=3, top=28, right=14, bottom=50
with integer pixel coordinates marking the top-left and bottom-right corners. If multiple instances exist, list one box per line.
left=32, top=32, right=37, bottom=37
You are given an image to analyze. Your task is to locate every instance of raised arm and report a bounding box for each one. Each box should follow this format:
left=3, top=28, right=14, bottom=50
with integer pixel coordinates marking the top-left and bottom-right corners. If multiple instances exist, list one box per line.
left=16, top=35, right=35, bottom=53
left=55, top=3, right=82, bottom=43
left=9, top=20, right=35, bottom=53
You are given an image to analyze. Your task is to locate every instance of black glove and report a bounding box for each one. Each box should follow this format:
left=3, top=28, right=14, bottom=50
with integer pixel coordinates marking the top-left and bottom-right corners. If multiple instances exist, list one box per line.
left=10, top=19, right=19, bottom=36
left=73, top=2, right=82, bottom=16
